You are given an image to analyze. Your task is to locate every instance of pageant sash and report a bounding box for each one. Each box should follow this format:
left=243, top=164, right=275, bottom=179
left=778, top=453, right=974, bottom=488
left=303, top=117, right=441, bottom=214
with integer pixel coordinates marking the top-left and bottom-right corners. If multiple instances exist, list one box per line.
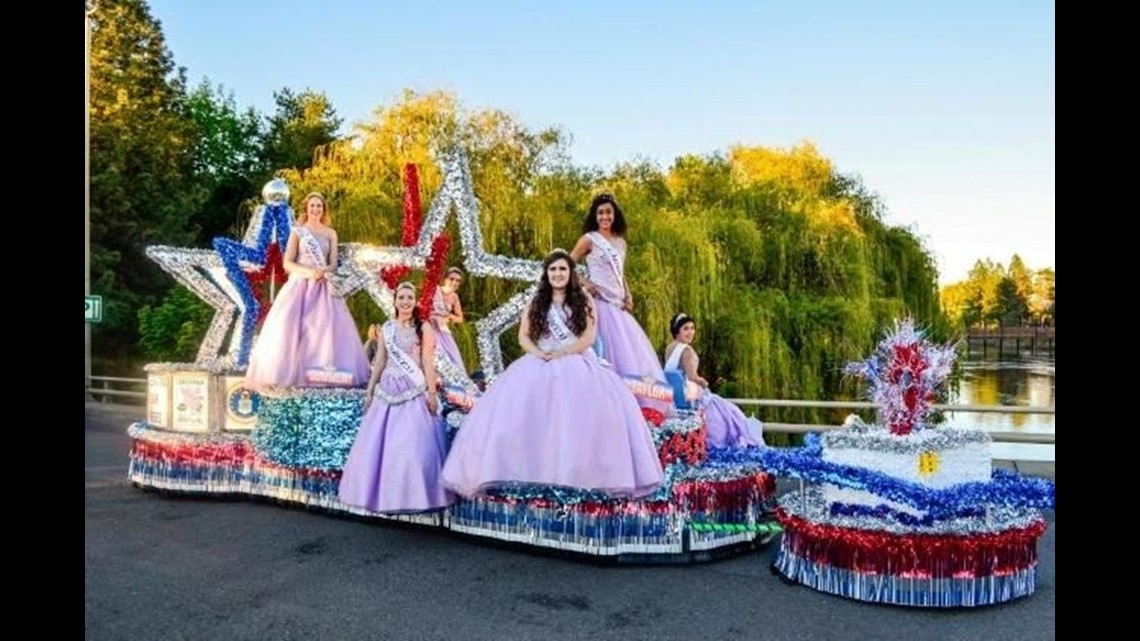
left=546, top=305, right=577, bottom=348
left=294, top=226, right=328, bottom=268
left=382, top=321, right=427, bottom=389
left=587, top=231, right=627, bottom=303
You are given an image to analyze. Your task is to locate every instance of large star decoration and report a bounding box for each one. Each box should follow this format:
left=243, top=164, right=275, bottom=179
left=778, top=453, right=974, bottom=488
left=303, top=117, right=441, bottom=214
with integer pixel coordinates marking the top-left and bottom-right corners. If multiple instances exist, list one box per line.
left=338, top=151, right=543, bottom=384
left=146, top=184, right=293, bottom=368
left=145, top=245, right=249, bottom=368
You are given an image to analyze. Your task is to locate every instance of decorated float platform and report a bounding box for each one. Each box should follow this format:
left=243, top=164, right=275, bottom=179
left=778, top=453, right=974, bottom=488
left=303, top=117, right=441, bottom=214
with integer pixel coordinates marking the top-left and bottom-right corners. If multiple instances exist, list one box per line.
left=129, top=364, right=778, bottom=563
left=746, top=320, right=1057, bottom=607
left=130, top=154, right=778, bottom=563
left=128, top=155, right=1053, bottom=588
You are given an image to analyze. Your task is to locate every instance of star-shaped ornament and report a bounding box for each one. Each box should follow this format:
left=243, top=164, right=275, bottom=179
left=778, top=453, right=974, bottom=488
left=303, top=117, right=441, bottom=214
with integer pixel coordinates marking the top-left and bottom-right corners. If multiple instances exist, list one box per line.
left=337, top=151, right=543, bottom=383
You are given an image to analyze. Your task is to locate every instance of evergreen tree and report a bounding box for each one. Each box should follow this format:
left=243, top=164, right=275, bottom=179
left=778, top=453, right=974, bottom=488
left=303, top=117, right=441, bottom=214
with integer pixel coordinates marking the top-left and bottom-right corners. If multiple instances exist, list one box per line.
left=89, top=0, right=202, bottom=369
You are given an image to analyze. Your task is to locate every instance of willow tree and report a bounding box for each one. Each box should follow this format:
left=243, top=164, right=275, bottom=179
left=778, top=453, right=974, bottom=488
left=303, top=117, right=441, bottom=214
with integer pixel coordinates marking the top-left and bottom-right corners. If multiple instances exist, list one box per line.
left=282, top=90, right=578, bottom=366
left=240, top=93, right=945, bottom=425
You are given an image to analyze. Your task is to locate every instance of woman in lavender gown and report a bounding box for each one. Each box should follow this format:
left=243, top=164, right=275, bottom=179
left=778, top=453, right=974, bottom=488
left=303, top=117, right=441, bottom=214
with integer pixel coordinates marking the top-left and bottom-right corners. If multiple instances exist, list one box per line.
left=429, top=267, right=467, bottom=371
left=570, top=193, right=671, bottom=414
left=338, top=282, right=454, bottom=514
left=441, top=250, right=664, bottom=499
left=664, top=313, right=763, bottom=448
left=244, top=192, right=370, bottom=390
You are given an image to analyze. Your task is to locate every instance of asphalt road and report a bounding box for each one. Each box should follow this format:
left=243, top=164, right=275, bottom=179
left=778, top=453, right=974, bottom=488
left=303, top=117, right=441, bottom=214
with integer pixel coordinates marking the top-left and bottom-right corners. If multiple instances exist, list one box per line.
left=86, top=404, right=1055, bottom=641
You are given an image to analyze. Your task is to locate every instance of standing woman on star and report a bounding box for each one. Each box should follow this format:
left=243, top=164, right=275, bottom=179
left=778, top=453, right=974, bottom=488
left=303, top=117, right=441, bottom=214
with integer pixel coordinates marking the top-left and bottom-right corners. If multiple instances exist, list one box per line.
left=244, top=192, right=371, bottom=391
left=570, top=193, right=671, bottom=413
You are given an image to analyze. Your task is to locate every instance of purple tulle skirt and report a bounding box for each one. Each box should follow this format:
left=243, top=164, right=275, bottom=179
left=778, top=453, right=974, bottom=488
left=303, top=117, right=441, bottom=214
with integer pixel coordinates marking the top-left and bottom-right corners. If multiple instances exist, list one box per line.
left=594, top=300, right=673, bottom=416
left=245, top=276, right=370, bottom=390
left=441, top=350, right=664, bottom=499
left=338, top=370, right=454, bottom=514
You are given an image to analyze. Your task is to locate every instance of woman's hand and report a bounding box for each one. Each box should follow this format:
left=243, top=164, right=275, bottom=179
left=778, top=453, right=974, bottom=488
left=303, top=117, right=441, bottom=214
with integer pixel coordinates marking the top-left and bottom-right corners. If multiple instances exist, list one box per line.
left=426, top=392, right=439, bottom=414
left=362, top=396, right=373, bottom=415
left=623, top=294, right=634, bottom=312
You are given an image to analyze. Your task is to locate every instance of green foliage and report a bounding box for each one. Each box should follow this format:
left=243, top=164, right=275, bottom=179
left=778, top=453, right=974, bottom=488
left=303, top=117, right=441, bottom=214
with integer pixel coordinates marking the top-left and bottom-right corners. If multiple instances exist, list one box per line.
left=262, top=88, right=342, bottom=173
left=92, top=16, right=950, bottom=412
left=186, top=79, right=265, bottom=242
left=137, top=287, right=214, bottom=363
left=941, top=256, right=1054, bottom=329
left=89, top=0, right=203, bottom=363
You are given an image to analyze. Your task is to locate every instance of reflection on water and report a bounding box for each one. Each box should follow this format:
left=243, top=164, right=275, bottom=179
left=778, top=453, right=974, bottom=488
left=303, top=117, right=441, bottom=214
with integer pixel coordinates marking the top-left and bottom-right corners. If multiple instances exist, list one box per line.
left=944, top=356, right=1055, bottom=461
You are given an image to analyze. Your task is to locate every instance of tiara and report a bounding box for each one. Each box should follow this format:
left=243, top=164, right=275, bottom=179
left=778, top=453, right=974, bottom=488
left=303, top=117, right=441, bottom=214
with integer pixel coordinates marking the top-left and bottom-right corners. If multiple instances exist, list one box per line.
left=396, top=281, right=416, bottom=291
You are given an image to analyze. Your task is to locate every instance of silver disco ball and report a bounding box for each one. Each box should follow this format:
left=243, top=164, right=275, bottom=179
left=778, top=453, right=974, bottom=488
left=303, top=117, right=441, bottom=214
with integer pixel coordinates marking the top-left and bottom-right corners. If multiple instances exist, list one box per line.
left=261, top=178, right=291, bottom=204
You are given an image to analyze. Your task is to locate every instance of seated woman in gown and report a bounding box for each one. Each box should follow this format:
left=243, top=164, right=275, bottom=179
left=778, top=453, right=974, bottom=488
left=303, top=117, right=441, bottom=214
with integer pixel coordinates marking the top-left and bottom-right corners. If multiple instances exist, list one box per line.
left=664, top=313, right=763, bottom=448
left=441, top=249, right=665, bottom=499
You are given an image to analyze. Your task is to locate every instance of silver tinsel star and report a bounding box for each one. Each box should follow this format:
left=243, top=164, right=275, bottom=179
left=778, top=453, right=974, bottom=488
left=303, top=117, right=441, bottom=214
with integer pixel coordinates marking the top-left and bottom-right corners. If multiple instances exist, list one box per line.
left=145, top=245, right=249, bottom=368
left=338, top=151, right=543, bottom=383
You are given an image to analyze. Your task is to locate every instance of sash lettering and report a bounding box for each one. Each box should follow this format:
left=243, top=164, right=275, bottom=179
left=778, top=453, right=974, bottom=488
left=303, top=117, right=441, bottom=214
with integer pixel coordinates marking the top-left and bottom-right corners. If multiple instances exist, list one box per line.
left=546, top=305, right=576, bottom=348
left=383, top=322, right=427, bottom=389
left=295, top=227, right=328, bottom=269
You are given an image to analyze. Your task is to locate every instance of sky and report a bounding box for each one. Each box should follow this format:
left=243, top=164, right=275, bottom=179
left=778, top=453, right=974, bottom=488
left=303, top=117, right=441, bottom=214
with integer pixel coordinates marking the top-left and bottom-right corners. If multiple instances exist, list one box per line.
left=145, top=0, right=1054, bottom=285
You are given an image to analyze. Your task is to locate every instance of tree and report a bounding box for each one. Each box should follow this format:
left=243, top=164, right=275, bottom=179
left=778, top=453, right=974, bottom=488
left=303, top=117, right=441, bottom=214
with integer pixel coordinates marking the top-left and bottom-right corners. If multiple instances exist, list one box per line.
left=262, top=88, right=343, bottom=174
left=137, top=288, right=214, bottom=362
left=1030, top=268, right=1055, bottom=326
left=966, top=259, right=1004, bottom=327
left=993, top=277, right=1028, bottom=327
left=1008, top=254, right=1033, bottom=323
left=186, top=79, right=265, bottom=243
left=89, top=0, right=203, bottom=369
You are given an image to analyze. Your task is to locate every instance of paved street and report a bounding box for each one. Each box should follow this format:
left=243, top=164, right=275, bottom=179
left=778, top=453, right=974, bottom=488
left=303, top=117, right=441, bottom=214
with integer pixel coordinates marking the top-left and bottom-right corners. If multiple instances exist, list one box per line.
left=86, top=403, right=1055, bottom=641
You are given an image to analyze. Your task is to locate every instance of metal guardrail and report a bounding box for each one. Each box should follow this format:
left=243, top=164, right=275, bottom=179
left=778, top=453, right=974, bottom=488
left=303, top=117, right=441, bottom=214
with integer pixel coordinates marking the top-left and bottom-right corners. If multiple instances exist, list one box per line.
left=85, top=375, right=146, bottom=401
left=86, top=376, right=1055, bottom=445
left=724, top=398, right=1056, bottom=445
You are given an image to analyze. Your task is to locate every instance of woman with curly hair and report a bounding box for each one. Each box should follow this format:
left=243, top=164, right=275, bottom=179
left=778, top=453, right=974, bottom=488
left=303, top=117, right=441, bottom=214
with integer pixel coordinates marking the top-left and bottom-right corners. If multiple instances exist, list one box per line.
left=571, top=192, right=671, bottom=414
left=441, top=249, right=664, bottom=499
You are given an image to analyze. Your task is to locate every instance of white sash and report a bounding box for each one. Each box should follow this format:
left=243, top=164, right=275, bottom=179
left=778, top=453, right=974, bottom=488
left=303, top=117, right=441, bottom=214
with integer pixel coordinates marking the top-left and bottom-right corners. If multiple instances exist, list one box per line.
left=295, top=226, right=328, bottom=268
left=546, top=305, right=576, bottom=348
left=382, top=322, right=426, bottom=389
left=664, top=344, right=689, bottom=371
left=432, top=289, right=452, bottom=333
left=587, top=232, right=627, bottom=303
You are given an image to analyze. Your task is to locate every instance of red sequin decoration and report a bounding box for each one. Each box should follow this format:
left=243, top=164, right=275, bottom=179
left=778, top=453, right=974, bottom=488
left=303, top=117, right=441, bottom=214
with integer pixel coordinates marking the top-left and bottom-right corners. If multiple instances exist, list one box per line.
left=776, top=509, right=1047, bottom=578
left=418, top=234, right=451, bottom=319
left=656, top=425, right=709, bottom=467
left=245, top=243, right=288, bottom=327
left=380, top=164, right=423, bottom=290
left=641, top=408, right=665, bottom=426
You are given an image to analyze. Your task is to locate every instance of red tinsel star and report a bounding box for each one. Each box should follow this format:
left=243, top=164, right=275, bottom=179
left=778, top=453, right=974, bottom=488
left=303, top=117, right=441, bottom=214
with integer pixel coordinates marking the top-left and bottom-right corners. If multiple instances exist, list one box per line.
left=380, top=164, right=423, bottom=290
left=641, top=407, right=666, bottom=427
left=418, top=234, right=451, bottom=319
left=245, top=243, right=287, bottom=327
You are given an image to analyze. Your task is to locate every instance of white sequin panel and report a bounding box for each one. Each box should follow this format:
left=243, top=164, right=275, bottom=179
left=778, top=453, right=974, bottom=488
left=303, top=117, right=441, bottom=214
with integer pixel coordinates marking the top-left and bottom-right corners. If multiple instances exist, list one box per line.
left=821, top=442, right=992, bottom=488
left=822, top=486, right=925, bottom=517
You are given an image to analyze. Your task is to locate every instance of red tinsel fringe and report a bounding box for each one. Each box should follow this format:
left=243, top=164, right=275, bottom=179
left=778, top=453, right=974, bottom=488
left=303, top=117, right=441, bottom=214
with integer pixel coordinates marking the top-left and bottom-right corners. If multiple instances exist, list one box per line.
left=419, top=234, right=451, bottom=319
left=776, top=510, right=1047, bottom=578
left=673, top=473, right=775, bottom=511
left=657, top=426, right=708, bottom=467
left=380, top=163, right=423, bottom=290
left=130, top=438, right=255, bottom=467
left=246, top=243, right=288, bottom=326
left=130, top=438, right=342, bottom=480
left=401, top=164, right=421, bottom=245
